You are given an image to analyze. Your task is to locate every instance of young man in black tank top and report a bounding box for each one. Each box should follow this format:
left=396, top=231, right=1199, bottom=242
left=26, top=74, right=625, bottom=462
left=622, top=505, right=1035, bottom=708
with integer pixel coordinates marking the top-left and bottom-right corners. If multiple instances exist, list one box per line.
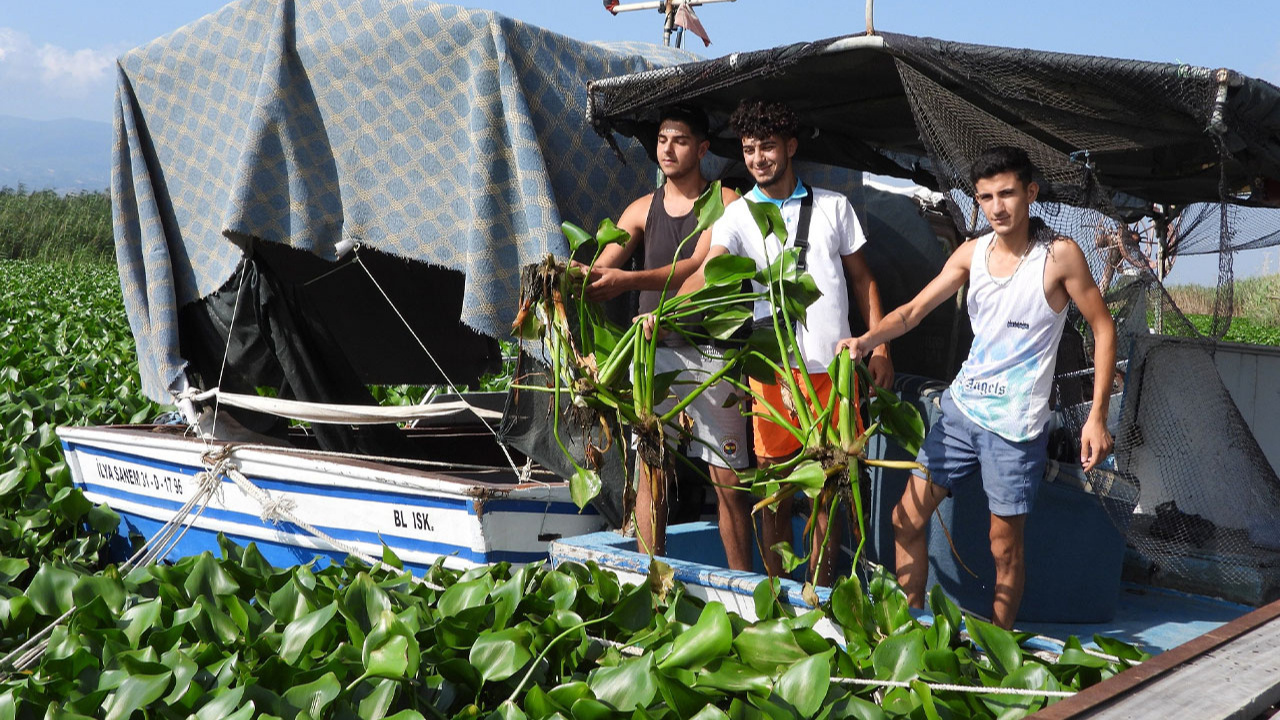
left=584, top=106, right=751, bottom=569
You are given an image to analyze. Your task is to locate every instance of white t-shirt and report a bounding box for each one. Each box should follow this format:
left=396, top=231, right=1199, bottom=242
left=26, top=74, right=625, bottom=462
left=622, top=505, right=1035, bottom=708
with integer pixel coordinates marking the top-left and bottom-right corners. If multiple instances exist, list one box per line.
left=710, top=182, right=866, bottom=372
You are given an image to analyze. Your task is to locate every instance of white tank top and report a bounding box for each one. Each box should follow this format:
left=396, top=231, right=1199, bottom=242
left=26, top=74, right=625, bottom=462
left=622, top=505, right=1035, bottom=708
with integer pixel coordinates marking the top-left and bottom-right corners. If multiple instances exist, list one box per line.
left=949, top=232, right=1068, bottom=441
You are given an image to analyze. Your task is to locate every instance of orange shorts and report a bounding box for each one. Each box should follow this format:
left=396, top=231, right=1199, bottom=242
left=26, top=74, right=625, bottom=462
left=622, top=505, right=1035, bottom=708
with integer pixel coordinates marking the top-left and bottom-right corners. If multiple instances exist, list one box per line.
left=750, top=370, right=836, bottom=460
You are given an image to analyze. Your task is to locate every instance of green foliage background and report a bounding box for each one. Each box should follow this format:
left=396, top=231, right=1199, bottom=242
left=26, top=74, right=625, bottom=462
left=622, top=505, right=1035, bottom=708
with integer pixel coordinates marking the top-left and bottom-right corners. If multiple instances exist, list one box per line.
left=0, top=189, right=114, bottom=263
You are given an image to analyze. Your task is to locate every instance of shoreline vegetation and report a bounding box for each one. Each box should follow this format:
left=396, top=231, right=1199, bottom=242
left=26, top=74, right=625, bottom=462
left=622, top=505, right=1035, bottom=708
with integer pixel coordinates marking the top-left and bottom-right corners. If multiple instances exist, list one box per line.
left=0, top=186, right=113, bottom=263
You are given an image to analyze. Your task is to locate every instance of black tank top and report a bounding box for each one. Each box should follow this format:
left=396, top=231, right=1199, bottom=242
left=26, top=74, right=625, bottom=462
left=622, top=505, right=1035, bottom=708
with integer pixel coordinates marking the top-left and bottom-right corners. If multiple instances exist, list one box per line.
left=638, top=184, right=703, bottom=316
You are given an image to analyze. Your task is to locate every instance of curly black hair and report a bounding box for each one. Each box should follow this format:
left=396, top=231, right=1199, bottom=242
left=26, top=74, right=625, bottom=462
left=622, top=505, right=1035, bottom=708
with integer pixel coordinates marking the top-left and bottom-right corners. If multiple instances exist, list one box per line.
left=728, top=98, right=799, bottom=141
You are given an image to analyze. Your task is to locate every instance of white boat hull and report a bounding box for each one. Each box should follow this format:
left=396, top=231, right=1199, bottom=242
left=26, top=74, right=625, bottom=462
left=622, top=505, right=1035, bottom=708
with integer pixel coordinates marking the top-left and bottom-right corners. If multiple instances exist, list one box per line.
left=58, top=425, right=607, bottom=572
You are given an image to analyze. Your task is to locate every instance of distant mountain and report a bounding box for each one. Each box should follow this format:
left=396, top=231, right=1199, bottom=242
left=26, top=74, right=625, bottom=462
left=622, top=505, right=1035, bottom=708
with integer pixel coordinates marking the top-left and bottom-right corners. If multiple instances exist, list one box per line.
left=0, top=115, right=112, bottom=193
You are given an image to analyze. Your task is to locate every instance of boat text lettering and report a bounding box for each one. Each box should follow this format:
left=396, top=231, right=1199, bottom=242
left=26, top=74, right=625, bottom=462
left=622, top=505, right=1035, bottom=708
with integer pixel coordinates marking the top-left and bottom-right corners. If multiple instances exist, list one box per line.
left=93, top=459, right=185, bottom=496
left=392, top=508, right=434, bottom=533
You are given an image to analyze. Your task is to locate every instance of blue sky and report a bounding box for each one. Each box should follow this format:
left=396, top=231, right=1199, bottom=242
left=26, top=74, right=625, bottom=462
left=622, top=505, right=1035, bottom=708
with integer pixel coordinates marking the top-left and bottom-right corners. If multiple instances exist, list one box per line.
left=2, top=0, right=1277, bottom=280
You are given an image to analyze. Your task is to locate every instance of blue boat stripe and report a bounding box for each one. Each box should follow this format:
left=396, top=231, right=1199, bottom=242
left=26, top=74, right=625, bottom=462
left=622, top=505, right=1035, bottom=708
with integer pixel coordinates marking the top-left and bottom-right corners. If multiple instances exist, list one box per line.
left=114, top=513, right=547, bottom=569
left=81, top=481, right=496, bottom=563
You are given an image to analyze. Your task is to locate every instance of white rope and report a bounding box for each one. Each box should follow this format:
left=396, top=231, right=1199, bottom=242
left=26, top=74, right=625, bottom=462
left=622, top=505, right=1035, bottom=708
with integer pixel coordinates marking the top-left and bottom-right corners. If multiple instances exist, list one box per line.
left=832, top=676, right=1076, bottom=698
left=221, top=442, right=555, bottom=480
left=214, top=455, right=446, bottom=592
left=353, top=250, right=531, bottom=485
left=585, top=636, right=1074, bottom=698
left=210, top=261, right=251, bottom=444
left=182, top=388, right=504, bottom=425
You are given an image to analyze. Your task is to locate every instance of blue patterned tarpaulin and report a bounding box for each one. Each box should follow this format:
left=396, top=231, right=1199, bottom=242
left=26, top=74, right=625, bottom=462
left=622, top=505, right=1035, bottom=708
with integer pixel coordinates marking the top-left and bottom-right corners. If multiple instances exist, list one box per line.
left=112, top=0, right=694, bottom=401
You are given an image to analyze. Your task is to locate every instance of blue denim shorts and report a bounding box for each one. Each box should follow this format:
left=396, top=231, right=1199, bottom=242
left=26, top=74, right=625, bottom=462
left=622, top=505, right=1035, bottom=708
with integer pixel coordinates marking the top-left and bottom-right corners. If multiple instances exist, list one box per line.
left=914, top=391, right=1048, bottom=516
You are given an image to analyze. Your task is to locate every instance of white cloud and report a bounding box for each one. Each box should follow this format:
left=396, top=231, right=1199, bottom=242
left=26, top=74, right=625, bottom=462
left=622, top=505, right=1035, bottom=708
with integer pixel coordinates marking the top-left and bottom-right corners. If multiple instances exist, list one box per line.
left=0, top=27, right=122, bottom=120
left=37, top=44, right=115, bottom=89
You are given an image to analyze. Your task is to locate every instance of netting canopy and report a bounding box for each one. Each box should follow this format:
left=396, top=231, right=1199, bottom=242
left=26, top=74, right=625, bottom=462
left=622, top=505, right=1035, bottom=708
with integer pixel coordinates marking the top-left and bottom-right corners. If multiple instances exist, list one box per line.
left=589, top=32, right=1280, bottom=603
left=112, top=0, right=695, bottom=401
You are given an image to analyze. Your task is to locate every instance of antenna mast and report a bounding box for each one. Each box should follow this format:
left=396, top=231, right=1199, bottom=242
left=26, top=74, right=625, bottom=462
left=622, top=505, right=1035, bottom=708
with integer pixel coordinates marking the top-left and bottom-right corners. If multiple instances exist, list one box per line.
left=603, top=0, right=738, bottom=47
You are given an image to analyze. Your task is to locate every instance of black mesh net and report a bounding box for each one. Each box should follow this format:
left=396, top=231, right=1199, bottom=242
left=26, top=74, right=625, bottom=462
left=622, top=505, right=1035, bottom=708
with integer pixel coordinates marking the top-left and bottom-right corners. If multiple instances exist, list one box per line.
left=587, top=32, right=1280, bottom=604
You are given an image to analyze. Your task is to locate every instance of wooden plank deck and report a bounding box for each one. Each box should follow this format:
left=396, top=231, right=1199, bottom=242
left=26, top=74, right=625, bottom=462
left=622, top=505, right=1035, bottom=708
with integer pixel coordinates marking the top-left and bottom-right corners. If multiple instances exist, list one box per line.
left=1037, top=598, right=1280, bottom=719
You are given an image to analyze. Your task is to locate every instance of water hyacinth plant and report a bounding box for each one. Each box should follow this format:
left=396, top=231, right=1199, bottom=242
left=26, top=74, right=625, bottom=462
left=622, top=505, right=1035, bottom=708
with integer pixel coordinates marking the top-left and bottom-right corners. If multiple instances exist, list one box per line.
left=516, top=187, right=928, bottom=585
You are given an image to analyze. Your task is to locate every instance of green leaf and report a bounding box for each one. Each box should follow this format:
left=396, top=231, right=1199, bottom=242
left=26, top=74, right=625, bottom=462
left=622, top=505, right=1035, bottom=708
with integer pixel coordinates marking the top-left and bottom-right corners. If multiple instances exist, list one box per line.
left=828, top=695, right=888, bottom=720
left=282, top=672, right=341, bottom=718
left=658, top=601, right=732, bottom=671
left=596, top=218, right=631, bottom=247
left=194, top=686, right=246, bottom=720
left=965, top=615, right=1022, bottom=677
left=650, top=369, right=683, bottom=405
left=696, top=658, right=772, bottom=695
left=570, top=466, right=602, bottom=510
left=340, top=572, right=392, bottom=640
left=775, top=648, right=834, bottom=719
left=562, top=222, right=594, bottom=253
left=279, top=601, right=339, bottom=665
left=72, top=573, right=125, bottom=615
left=753, top=577, right=782, bottom=622
left=786, top=460, right=828, bottom=499
left=746, top=199, right=788, bottom=243
left=380, top=544, right=404, bottom=570
left=568, top=697, right=616, bottom=720
left=770, top=541, right=806, bottom=574
left=689, top=706, right=731, bottom=720
left=871, top=388, right=926, bottom=456
left=363, top=609, right=422, bottom=679
left=103, top=671, right=172, bottom=720
left=438, top=577, right=493, bottom=617
left=870, top=629, right=925, bottom=681
left=24, top=562, right=76, bottom=615
left=690, top=180, right=727, bottom=237
left=357, top=678, right=399, bottom=720
left=0, top=556, right=28, bottom=584
left=701, top=307, right=753, bottom=341
left=734, top=619, right=810, bottom=673
left=469, top=627, right=532, bottom=683
left=589, top=654, right=657, bottom=711
left=607, top=583, right=653, bottom=633
left=702, top=253, right=759, bottom=289
left=183, top=551, right=241, bottom=601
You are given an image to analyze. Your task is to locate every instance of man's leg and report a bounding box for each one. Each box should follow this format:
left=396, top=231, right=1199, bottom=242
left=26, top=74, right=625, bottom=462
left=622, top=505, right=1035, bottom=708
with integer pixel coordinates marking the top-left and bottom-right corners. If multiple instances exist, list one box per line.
left=709, top=464, right=752, bottom=571
left=756, top=456, right=793, bottom=577
left=810, top=495, right=841, bottom=587
left=634, top=456, right=666, bottom=556
left=892, top=474, right=948, bottom=608
left=989, top=513, right=1027, bottom=629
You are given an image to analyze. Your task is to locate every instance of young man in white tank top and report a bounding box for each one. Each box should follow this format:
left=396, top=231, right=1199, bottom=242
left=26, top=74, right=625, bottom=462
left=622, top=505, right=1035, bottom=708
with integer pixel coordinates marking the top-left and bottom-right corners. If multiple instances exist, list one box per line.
left=837, top=146, right=1116, bottom=628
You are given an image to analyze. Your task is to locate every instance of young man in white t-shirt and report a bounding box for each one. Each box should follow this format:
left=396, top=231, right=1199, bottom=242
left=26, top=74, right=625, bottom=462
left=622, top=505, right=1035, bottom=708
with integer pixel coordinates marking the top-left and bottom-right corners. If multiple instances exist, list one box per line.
left=838, top=146, right=1116, bottom=628
left=680, top=99, right=893, bottom=583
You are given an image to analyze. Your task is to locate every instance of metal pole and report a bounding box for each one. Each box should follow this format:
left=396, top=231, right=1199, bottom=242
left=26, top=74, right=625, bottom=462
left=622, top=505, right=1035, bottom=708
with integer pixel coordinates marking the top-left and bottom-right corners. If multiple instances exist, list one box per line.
left=865, top=0, right=875, bottom=35
left=663, top=0, right=676, bottom=46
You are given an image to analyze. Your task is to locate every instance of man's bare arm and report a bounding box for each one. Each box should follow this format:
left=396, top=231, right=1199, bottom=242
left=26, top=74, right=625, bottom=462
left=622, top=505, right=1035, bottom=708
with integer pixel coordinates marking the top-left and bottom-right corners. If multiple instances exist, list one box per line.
left=588, top=187, right=738, bottom=302
left=1057, top=240, right=1116, bottom=471
left=841, top=250, right=893, bottom=387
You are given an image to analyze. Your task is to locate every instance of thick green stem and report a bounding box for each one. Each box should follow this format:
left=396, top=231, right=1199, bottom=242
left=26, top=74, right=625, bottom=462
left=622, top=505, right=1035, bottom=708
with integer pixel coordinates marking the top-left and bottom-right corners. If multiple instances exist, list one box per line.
left=658, top=353, right=739, bottom=425
left=596, top=325, right=639, bottom=388
left=506, top=615, right=611, bottom=704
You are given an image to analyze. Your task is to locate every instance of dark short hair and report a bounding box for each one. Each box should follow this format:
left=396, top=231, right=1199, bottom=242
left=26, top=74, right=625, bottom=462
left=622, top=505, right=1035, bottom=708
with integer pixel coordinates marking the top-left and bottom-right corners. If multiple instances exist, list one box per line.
left=969, top=146, right=1036, bottom=186
left=658, top=105, right=709, bottom=140
left=729, top=98, right=799, bottom=141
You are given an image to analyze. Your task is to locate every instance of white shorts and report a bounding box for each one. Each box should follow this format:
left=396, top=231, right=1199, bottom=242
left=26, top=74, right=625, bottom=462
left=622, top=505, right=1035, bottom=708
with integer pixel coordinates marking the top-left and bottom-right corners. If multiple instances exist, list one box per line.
left=635, top=344, right=749, bottom=470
